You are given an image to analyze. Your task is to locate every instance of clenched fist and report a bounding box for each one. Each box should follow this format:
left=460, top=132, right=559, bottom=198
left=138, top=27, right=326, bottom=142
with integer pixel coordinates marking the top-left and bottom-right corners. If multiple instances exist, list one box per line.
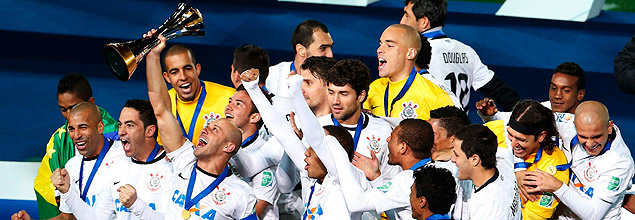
left=51, top=168, right=70, bottom=193
left=117, top=184, right=138, bottom=208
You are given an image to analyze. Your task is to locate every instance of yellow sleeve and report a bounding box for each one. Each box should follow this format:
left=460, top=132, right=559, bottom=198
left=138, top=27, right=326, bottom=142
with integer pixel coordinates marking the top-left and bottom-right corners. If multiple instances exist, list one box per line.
left=522, top=148, right=569, bottom=219
left=485, top=120, right=507, bottom=149
left=365, top=79, right=386, bottom=117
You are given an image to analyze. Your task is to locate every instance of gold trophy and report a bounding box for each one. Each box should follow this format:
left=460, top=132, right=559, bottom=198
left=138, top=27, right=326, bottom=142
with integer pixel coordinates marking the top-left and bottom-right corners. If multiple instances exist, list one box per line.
left=104, top=3, right=205, bottom=81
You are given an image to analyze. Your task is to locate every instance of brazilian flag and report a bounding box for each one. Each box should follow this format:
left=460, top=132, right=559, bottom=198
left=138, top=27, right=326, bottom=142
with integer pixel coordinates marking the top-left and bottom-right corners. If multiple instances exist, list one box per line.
left=33, top=107, right=118, bottom=219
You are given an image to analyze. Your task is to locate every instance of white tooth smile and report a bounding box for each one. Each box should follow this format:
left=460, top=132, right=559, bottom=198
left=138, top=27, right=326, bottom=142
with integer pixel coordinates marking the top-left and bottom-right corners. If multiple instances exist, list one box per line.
left=180, top=83, right=191, bottom=88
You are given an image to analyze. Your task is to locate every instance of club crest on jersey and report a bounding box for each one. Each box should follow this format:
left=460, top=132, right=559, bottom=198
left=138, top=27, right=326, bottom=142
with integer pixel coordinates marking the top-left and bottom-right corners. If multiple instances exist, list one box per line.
left=366, top=136, right=381, bottom=154
left=147, top=173, right=164, bottom=192
left=584, top=162, right=597, bottom=182
left=556, top=113, right=574, bottom=123
left=400, top=101, right=419, bottom=119
left=213, top=187, right=230, bottom=205
left=203, top=112, right=222, bottom=128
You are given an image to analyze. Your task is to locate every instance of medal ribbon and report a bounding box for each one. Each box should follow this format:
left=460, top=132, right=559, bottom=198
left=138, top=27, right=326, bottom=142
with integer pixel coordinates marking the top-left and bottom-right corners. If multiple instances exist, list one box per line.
left=302, top=182, right=318, bottom=220
left=426, top=214, right=451, bottom=220
left=410, top=158, right=432, bottom=171
left=145, top=143, right=161, bottom=162
left=384, top=67, right=417, bottom=117
left=184, top=163, right=229, bottom=210
left=290, top=61, right=297, bottom=74
left=79, top=138, right=112, bottom=201
left=332, top=113, right=364, bottom=151
left=418, top=68, right=428, bottom=75
left=176, top=81, right=207, bottom=141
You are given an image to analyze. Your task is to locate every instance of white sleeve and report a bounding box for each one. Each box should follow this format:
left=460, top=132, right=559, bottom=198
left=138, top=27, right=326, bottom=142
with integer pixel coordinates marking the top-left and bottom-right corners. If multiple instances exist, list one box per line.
left=60, top=184, right=98, bottom=218
left=243, top=78, right=305, bottom=172
left=276, top=153, right=302, bottom=193
left=234, top=189, right=258, bottom=219
left=469, top=50, right=495, bottom=90
left=128, top=197, right=165, bottom=220
left=233, top=144, right=274, bottom=178
left=554, top=184, right=612, bottom=220
left=251, top=169, right=278, bottom=204
left=166, top=140, right=196, bottom=172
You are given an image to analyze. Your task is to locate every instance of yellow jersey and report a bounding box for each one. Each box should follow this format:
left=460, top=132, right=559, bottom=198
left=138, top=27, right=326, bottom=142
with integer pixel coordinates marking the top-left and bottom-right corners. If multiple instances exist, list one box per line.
left=521, top=147, right=569, bottom=220
left=364, top=74, right=454, bottom=120
left=167, top=80, right=235, bottom=143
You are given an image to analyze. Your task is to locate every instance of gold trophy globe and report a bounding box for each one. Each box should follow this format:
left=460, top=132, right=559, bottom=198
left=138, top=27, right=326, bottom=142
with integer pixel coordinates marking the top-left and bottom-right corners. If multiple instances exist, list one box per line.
left=104, top=3, right=205, bottom=81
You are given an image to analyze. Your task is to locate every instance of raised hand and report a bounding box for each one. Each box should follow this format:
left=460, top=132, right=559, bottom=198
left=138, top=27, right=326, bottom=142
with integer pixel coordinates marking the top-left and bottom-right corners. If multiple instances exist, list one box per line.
left=240, top=68, right=259, bottom=83
left=50, top=168, right=70, bottom=194
left=475, top=98, right=498, bottom=116
left=117, top=184, right=138, bottom=208
left=352, top=151, right=381, bottom=181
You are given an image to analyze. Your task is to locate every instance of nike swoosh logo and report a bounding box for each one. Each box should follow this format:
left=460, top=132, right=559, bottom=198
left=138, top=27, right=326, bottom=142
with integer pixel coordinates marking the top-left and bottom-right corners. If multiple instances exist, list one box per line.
left=178, top=173, right=186, bottom=180
left=114, top=181, right=120, bottom=185
left=370, top=106, right=379, bottom=109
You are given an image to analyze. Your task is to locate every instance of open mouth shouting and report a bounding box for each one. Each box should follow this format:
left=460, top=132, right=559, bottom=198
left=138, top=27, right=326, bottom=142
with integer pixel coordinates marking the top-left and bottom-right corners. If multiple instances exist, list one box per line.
left=378, top=57, right=387, bottom=71
left=179, top=82, right=192, bottom=94
left=75, top=140, right=87, bottom=150
left=197, top=137, right=208, bottom=149
left=121, top=138, right=131, bottom=152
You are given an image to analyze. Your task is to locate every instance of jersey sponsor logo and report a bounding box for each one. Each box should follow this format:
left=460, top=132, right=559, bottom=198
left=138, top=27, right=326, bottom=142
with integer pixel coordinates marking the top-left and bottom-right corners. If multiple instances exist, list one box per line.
left=261, top=171, right=273, bottom=187
left=442, top=52, right=469, bottom=64
left=213, top=187, right=230, bottom=205
left=555, top=113, right=574, bottom=123
left=608, top=176, right=621, bottom=191
left=510, top=184, right=520, bottom=216
left=305, top=204, right=323, bottom=220
left=538, top=193, right=554, bottom=208
left=377, top=182, right=392, bottom=193
left=203, top=112, right=222, bottom=128
left=366, top=135, right=381, bottom=154
left=400, top=101, right=419, bottom=119
left=172, top=190, right=218, bottom=219
left=147, top=173, right=164, bottom=192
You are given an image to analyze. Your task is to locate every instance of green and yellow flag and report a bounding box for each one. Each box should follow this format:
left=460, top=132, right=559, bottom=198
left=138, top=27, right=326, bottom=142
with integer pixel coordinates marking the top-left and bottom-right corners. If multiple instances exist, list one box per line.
left=33, top=107, right=118, bottom=219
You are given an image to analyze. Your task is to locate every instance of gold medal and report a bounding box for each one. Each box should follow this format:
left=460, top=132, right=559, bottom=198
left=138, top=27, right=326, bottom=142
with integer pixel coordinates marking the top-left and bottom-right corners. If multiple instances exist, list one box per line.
left=182, top=210, right=191, bottom=219
left=546, top=165, right=557, bottom=175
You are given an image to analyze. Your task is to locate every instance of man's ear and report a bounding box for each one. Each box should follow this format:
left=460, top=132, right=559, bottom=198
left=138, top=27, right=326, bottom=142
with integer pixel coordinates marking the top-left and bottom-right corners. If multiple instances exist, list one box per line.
left=88, top=97, right=95, bottom=104
left=249, top=113, right=261, bottom=125
left=419, top=196, right=428, bottom=209
left=162, top=72, right=170, bottom=83
left=224, top=142, right=236, bottom=154
left=537, top=130, right=547, bottom=143
left=145, top=125, right=157, bottom=138
left=417, top=16, right=430, bottom=32
left=407, top=48, right=418, bottom=60
left=470, top=154, right=481, bottom=167
left=357, top=90, right=368, bottom=103
left=608, top=120, right=614, bottom=134
left=577, top=89, right=586, bottom=102
left=296, top=44, right=306, bottom=58
left=195, top=63, right=202, bottom=77
left=98, top=120, right=105, bottom=135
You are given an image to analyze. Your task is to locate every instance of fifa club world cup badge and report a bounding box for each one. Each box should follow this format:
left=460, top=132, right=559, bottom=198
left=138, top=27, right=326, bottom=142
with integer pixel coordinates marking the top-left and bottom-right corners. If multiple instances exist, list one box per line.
left=203, top=112, right=222, bottom=128
left=400, top=101, right=419, bottom=119
left=213, top=187, right=230, bottom=205
left=147, top=173, right=164, bottom=192
left=367, top=136, right=381, bottom=154
left=584, top=162, right=597, bottom=182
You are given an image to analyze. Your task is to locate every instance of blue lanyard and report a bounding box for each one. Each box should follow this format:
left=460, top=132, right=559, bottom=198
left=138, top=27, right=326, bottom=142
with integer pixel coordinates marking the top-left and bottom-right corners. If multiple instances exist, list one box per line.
left=145, top=143, right=161, bottom=162
left=303, top=182, right=318, bottom=220
left=79, top=138, right=112, bottom=201
left=422, top=30, right=445, bottom=39
left=418, top=68, right=428, bottom=74
left=514, top=146, right=571, bottom=171
left=409, top=158, right=432, bottom=170
left=332, top=113, right=364, bottom=151
left=184, top=163, right=229, bottom=210
left=241, top=132, right=259, bottom=147
left=384, top=68, right=417, bottom=117
left=426, top=214, right=450, bottom=220
left=290, top=61, right=297, bottom=73
left=176, top=81, right=207, bottom=141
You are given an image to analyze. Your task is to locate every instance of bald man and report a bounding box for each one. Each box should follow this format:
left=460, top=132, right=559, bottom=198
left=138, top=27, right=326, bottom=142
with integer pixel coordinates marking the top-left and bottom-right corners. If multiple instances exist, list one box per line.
left=364, top=24, right=456, bottom=120
left=524, top=101, right=634, bottom=220
left=140, top=32, right=257, bottom=219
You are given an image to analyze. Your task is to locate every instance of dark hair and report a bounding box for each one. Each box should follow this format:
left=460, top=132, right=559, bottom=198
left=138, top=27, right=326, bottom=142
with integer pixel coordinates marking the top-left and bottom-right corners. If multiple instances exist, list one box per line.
left=235, top=85, right=273, bottom=129
left=430, top=106, right=470, bottom=138
left=300, top=56, right=338, bottom=84
left=397, top=119, right=434, bottom=159
left=162, top=44, right=197, bottom=70
left=510, top=100, right=559, bottom=152
left=413, top=166, right=457, bottom=214
left=233, top=44, right=270, bottom=85
left=57, top=73, right=93, bottom=101
left=326, top=59, right=371, bottom=102
left=123, top=99, right=158, bottom=138
left=291, top=20, right=329, bottom=53
left=554, top=62, right=586, bottom=90
left=404, top=0, right=448, bottom=28
left=455, top=124, right=497, bottom=170
left=415, top=36, right=432, bottom=70
left=323, top=125, right=355, bottom=161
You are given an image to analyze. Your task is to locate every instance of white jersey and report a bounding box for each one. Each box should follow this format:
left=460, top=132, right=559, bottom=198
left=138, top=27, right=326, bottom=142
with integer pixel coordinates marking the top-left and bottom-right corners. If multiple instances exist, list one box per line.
left=317, top=113, right=402, bottom=179
left=555, top=126, right=634, bottom=220
left=301, top=172, right=351, bottom=219
left=60, top=139, right=126, bottom=214
left=92, top=151, right=173, bottom=220
left=165, top=140, right=257, bottom=220
left=425, top=27, right=495, bottom=110
left=229, top=133, right=280, bottom=220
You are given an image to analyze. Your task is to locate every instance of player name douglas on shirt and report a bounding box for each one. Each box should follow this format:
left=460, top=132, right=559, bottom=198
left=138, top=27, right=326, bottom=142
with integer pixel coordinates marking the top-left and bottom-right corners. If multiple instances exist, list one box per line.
left=443, top=52, right=469, bottom=64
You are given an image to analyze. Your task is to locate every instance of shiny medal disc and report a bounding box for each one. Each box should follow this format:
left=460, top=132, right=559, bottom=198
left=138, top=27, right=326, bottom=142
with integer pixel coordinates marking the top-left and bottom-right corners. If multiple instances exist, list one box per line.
left=182, top=210, right=191, bottom=219
left=546, top=165, right=557, bottom=175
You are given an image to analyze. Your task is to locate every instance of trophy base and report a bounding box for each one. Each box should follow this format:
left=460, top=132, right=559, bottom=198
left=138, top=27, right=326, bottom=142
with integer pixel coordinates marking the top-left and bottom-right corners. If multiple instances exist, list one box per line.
left=104, top=43, right=136, bottom=81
